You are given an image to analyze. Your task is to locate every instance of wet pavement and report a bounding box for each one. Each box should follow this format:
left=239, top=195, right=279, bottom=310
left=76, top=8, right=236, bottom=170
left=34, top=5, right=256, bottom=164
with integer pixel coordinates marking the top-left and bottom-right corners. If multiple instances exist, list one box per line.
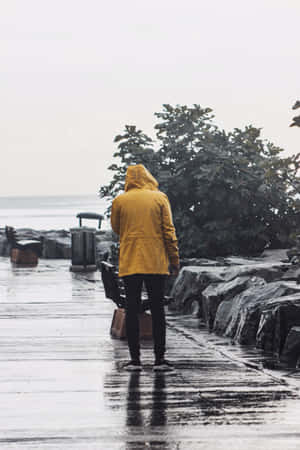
left=0, top=257, right=300, bottom=449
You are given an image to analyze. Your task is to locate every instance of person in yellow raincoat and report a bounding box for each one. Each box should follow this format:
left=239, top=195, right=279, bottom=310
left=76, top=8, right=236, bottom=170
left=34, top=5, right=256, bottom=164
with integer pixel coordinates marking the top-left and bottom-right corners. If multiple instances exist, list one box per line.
left=111, top=164, right=180, bottom=371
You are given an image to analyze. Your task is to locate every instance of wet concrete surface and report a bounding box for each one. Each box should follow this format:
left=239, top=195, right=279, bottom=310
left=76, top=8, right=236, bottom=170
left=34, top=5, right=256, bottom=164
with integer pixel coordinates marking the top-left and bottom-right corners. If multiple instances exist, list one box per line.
left=0, top=257, right=300, bottom=449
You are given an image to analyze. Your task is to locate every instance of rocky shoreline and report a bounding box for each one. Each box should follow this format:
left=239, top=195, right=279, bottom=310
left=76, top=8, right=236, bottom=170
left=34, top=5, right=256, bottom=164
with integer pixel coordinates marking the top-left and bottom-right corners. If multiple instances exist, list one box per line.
left=0, top=227, right=115, bottom=263
left=170, top=250, right=300, bottom=368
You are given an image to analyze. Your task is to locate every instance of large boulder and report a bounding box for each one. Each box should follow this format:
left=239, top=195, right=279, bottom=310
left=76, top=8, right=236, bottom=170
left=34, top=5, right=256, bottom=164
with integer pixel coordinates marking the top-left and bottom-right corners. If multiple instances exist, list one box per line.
left=235, top=287, right=300, bottom=346
left=213, top=282, right=300, bottom=345
left=167, top=258, right=222, bottom=301
left=256, top=293, right=300, bottom=356
left=169, top=266, right=226, bottom=312
left=274, top=299, right=300, bottom=356
left=280, top=326, right=300, bottom=367
left=213, top=300, right=234, bottom=335
left=221, top=262, right=288, bottom=283
left=202, top=276, right=265, bottom=330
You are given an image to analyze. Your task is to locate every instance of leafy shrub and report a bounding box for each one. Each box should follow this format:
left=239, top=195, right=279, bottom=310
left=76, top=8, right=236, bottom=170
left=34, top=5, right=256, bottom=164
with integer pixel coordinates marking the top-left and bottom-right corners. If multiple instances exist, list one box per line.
left=100, top=104, right=300, bottom=257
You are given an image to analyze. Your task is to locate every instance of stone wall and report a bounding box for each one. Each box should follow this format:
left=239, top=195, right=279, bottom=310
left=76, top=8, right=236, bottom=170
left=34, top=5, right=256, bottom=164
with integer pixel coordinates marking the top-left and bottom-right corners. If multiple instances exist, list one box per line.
left=170, top=250, right=300, bottom=368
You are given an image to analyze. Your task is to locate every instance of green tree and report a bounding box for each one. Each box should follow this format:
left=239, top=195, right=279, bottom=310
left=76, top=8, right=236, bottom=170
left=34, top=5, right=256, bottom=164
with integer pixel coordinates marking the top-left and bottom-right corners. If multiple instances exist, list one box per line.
left=100, top=104, right=300, bottom=257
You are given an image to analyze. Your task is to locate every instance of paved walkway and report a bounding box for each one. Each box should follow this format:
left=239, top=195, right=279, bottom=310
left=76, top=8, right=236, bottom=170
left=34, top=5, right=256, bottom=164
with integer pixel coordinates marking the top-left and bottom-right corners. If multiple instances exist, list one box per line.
left=0, top=257, right=300, bottom=449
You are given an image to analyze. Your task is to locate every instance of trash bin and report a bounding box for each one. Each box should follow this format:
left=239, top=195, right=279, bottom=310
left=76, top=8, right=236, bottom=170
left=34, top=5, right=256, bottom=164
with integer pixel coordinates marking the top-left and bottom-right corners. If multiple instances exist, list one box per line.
left=70, top=212, right=104, bottom=272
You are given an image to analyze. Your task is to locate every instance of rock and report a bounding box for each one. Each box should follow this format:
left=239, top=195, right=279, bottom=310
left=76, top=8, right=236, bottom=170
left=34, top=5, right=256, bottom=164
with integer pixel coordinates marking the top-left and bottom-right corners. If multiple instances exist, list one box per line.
left=281, top=265, right=300, bottom=282
left=233, top=283, right=300, bottom=345
left=256, top=293, right=300, bottom=356
left=214, top=282, right=300, bottom=345
left=0, top=228, right=114, bottom=260
left=222, top=262, right=288, bottom=283
left=41, top=230, right=71, bottom=259
left=275, top=301, right=300, bottom=356
left=213, top=300, right=234, bottom=335
left=169, top=266, right=226, bottom=312
left=11, top=228, right=42, bottom=240
left=290, top=256, right=300, bottom=265
left=233, top=283, right=300, bottom=346
left=180, top=258, right=221, bottom=267
left=287, top=248, right=300, bottom=261
left=170, top=262, right=289, bottom=313
left=221, top=256, right=262, bottom=265
left=202, top=276, right=265, bottom=330
left=256, top=309, right=275, bottom=352
left=280, top=326, right=300, bottom=367
left=260, top=249, right=290, bottom=263
left=181, top=255, right=272, bottom=267
left=287, top=236, right=300, bottom=262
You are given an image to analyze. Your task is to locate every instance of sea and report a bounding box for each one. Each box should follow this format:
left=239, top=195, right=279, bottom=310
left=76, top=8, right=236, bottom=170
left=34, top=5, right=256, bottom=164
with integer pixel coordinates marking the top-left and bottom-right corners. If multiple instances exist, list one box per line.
left=0, top=194, right=110, bottom=231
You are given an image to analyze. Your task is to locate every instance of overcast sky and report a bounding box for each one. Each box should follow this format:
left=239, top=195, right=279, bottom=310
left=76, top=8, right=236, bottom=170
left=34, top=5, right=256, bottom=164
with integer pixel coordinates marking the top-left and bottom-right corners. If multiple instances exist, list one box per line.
left=1, top=0, right=299, bottom=197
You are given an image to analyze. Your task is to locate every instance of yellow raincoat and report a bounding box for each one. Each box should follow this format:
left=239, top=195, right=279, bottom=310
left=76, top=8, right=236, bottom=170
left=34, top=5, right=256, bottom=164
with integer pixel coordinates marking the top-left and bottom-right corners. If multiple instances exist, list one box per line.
left=111, top=165, right=179, bottom=277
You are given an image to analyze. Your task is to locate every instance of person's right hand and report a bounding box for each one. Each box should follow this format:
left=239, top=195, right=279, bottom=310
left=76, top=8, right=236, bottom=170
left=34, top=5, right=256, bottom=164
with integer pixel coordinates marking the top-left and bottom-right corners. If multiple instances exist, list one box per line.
left=170, top=264, right=180, bottom=277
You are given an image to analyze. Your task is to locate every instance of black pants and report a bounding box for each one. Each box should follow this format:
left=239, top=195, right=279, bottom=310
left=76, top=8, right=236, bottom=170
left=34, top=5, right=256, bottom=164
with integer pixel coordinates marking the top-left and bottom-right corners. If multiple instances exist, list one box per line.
left=123, top=274, right=166, bottom=362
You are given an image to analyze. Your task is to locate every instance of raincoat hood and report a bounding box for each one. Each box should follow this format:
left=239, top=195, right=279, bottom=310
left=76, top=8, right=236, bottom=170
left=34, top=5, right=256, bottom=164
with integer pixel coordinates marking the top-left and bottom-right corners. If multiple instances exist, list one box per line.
left=125, top=164, right=159, bottom=192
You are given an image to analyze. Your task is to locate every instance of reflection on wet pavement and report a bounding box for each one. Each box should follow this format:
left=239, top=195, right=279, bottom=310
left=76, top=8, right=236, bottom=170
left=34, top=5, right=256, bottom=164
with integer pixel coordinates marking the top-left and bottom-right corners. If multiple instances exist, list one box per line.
left=0, top=257, right=300, bottom=449
left=124, top=371, right=171, bottom=449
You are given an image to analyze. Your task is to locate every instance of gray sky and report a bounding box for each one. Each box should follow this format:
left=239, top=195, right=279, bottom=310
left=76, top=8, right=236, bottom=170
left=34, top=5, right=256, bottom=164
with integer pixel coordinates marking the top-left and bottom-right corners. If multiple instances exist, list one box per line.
left=1, top=0, right=299, bottom=196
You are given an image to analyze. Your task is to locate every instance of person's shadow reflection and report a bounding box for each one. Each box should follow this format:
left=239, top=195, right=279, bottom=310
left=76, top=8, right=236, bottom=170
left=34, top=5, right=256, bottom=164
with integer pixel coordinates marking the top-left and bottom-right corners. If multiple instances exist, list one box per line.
left=150, top=371, right=167, bottom=427
left=126, top=371, right=168, bottom=427
left=126, top=371, right=143, bottom=427
left=126, top=371, right=169, bottom=449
